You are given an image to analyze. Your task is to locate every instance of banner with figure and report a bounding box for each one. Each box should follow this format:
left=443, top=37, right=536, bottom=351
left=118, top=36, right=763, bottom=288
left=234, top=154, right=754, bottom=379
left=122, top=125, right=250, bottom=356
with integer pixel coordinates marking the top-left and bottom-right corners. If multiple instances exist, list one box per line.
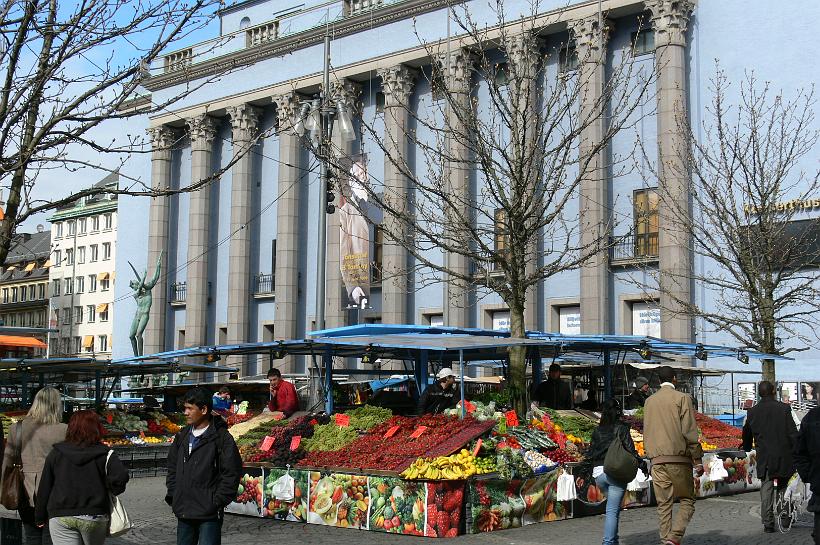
left=339, top=154, right=371, bottom=308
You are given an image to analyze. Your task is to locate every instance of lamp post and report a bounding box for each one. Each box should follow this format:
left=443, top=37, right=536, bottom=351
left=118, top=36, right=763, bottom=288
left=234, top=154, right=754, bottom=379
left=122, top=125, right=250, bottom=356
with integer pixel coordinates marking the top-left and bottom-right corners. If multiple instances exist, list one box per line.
left=293, top=35, right=355, bottom=333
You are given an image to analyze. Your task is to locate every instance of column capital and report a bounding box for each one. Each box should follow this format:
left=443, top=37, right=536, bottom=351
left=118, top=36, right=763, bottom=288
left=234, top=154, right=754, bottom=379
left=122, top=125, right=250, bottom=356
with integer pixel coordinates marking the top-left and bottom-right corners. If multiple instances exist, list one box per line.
left=146, top=125, right=178, bottom=150
left=186, top=115, right=218, bottom=148
left=228, top=104, right=262, bottom=139
left=436, top=48, right=476, bottom=94
left=645, top=0, right=695, bottom=47
left=569, top=16, right=613, bottom=61
left=273, top=93, right=301, bottom=135
left=504, top=31, right=541, bottom=77
left=378, top=65, right=418, bottom=108
left=331, top=80, right=362, bottom=112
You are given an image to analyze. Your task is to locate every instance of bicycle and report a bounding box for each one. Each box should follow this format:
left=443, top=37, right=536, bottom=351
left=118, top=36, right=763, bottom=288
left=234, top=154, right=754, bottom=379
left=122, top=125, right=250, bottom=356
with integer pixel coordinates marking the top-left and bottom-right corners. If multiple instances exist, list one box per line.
left=773, top=473, right=812, bottom=533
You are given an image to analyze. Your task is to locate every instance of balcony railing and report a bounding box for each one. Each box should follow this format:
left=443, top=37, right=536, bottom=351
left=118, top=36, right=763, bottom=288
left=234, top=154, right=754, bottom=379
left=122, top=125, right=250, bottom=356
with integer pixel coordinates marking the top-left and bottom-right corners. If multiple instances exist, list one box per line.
left=246, top=21, right=278, bottom=47
left=170, top=282, right=187, bottom=304
left=164, top=48, right=192, bottom=72
left=609, top=233, right=659, bottom=264
left=254, top=273, right=275, bottom=296
left=349, top=0, right=383, bottom=15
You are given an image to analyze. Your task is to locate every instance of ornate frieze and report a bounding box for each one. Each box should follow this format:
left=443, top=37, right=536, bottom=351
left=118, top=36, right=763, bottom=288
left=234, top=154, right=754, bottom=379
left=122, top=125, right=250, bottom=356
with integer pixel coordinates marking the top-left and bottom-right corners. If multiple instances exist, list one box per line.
left=186, top=115, right=218, bottom=148
left=273, top=93, right=301, bottom=135
left=644, top=0, right=695, bottom=47
left=228, top=104, right=262, bottom=140
left=146, top=126, right=178, bottom=151
left=569, top=15, right=613, bottom=61
left=378, top=65, right=418, bottom=108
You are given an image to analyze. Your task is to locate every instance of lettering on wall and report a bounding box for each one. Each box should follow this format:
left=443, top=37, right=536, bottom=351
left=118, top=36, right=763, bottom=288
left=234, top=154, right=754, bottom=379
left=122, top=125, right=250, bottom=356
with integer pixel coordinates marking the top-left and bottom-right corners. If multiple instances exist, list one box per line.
left=744, top=199, right=820, bottom=215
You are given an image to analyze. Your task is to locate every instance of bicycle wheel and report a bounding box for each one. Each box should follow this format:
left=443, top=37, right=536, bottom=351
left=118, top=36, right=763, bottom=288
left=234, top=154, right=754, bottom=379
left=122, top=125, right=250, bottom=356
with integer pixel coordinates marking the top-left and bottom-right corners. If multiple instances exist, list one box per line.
left=775, top=502, right=794, bottom=533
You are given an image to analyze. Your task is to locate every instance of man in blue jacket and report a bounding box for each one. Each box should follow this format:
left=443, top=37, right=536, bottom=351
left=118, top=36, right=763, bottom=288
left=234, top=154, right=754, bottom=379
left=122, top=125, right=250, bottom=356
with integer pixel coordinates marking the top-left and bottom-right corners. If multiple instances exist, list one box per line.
left=166, top=387, right=242, bottom=545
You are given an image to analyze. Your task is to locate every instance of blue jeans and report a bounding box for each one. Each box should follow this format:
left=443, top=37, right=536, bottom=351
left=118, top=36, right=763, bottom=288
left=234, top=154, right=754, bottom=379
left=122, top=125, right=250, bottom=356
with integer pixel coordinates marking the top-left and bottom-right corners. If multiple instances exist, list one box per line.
left=177, top=518, right=223, bottom=545
left=596, top=472, right=626, bottom=545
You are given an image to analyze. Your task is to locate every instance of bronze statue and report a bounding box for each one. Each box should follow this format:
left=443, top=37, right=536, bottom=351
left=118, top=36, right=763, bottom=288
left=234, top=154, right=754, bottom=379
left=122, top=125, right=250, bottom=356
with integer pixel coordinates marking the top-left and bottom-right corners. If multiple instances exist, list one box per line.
left=129, top=252, right=163, bottom=356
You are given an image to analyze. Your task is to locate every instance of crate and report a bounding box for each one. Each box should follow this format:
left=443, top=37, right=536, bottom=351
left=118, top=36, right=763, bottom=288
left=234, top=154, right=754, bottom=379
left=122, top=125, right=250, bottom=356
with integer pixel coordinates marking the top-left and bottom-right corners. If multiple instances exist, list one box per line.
left=0, top=517, right=22, bottom=545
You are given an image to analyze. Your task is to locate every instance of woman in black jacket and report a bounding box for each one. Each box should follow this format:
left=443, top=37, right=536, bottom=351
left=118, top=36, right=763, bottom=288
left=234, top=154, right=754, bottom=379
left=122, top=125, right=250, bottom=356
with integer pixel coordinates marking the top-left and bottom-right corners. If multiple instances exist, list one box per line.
left=35, top=410, right=129, bottom=545
left=584, top=399, right=642, bottom=545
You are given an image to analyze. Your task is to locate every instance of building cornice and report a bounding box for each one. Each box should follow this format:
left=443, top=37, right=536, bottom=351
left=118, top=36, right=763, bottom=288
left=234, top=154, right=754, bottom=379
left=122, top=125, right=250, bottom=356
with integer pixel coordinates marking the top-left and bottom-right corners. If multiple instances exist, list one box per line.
left=49, top=200, right=118, bottom=222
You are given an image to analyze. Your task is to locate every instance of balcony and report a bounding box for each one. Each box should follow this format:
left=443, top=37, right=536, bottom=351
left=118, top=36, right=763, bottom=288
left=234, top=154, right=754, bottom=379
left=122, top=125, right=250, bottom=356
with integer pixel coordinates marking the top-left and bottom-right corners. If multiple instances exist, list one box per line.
left=253, top=273, right=275, bottom=299
left=170, top=282, right=187, bottom=305
left=609, top=233, right=659, bottom=266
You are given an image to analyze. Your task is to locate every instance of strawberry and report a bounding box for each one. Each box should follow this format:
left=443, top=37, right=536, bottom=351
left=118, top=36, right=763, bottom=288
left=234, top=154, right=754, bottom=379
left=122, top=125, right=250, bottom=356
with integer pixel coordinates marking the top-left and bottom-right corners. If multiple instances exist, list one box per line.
left=443, top=494, right=460, bottom=513
left=427, top=504, right=438, bottom=521
left=436, top=511, right=450, bottom=532
left=445, top=528, right=458, bottom=538
left=450, top=511, right=460, bottom=529
left=425, top=524, right=436, bottom=537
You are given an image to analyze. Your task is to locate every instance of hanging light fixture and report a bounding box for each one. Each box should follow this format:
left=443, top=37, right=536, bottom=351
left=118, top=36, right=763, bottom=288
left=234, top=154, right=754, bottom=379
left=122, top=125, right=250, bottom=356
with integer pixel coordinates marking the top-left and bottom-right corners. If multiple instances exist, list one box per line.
left=694, top=343, right=708, bottom=361
left=304, top=98, right=321, bottom=139
left=336, top=99, right=356, bottom=143
left=737, top=350, right=749, bottom=365
left=292, top=103, right=311, bottom=136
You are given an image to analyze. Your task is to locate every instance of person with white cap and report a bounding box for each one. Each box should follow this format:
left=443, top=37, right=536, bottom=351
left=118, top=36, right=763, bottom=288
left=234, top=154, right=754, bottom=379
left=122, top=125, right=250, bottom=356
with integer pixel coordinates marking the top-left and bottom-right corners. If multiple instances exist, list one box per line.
left=417, top=368, right=459, bottom=415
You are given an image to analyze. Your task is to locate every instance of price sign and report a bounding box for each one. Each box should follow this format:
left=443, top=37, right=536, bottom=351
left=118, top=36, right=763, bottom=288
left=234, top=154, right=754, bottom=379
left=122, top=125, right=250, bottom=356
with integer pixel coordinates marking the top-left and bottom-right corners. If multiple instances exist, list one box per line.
left=505, top=410, right=519, bottom=428
left=105, top=413, right=114, bottom=424
left=465, top=401, right=477, bottom=413
left=290, top=435, right=302, bottom=451
left=139, top=431, right=146, bottom=439
left=409, top=426, right=428, bottom=439
left=384, top=425, right=400, bottom=438
left=472, top=438, right=483, bottom=457
left=335, top=414, right=350, bottom=427
left=260, top=436, right=275, bottom=451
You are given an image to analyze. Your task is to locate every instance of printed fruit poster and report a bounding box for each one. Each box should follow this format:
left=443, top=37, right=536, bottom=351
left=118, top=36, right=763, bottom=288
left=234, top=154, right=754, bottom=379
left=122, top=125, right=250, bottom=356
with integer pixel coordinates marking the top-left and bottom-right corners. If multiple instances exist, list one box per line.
left=426, top=481, right=465, bottom=538
left=368, top=476, right=427, bottom=535
left=307, top=472, right=370, bottom=529
left=262, top=468, right=308, bottom=521
left=226, top=467, right=265, bottom=517
left=696, top=451, right=760, bottom=498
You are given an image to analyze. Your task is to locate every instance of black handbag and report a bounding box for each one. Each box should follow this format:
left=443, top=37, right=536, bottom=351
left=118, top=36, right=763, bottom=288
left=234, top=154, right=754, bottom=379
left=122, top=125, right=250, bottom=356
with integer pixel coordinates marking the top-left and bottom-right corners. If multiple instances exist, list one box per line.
left=1, top=423, right=28, bottom=510
left=603, top=425, right=640, bottom=485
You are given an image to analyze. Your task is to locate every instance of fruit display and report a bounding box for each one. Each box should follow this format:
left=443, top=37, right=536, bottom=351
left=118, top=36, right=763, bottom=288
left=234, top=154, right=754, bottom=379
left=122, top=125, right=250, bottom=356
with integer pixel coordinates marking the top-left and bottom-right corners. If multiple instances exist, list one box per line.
left=345, top=405, right=393, bottom=431
left=301, top=423, right=358, bottom=452
left=522, top=450, right=556, bottom=473
left=308, top=473, right=370, bottom=528
left=368, top=476, right=426, bottom=535
left=263, top=468, right=308, bottom=521
left=696, top=451, right=759, bottom=497
left=694, top=412, right=743, bottom=449
left=426, top=481, right=464, bottom=537
left=443, top=400, right=504, bottom=422
left=232, top=471, right=265, bottom=516
left=401, top=450, right=480, bottom=480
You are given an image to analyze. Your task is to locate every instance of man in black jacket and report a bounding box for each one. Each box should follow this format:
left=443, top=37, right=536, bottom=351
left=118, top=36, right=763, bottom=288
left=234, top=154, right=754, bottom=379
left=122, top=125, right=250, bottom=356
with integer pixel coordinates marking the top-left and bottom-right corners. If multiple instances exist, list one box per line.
left=742, top=380, right=798, bottom=533
left=166, top=387, right=242, bottom=545
left=532, top=364, right=573, bottom=409
left=795, top=405, right=820, bottom=544
left=417, top=368, right=458, bottom=414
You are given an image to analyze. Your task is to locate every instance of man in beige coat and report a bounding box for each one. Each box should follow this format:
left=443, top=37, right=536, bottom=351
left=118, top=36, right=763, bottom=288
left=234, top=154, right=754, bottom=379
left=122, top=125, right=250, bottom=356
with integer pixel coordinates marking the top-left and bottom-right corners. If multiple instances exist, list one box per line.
left=643, top=366, right=703, bottom=545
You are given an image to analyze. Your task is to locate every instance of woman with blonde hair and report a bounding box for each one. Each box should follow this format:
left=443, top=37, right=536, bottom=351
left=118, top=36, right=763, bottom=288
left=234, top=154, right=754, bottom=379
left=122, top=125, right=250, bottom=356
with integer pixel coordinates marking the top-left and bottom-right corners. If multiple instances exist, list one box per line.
left=2, top=387, right=67, bottom=544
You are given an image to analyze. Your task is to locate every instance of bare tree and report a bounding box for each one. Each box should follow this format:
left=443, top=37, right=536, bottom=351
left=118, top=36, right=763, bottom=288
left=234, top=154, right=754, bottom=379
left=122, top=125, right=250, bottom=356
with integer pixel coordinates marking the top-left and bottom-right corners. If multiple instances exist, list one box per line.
left=644, top=67, right=820, bottom=383
left=0, top=0, right=234, bottom=265
left=310, top=3, right=654, bottom=413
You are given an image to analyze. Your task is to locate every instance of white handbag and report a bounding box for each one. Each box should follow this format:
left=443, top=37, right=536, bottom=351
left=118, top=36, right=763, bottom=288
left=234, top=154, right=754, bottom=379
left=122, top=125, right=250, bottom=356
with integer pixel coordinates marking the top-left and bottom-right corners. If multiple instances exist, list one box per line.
left=106, top=450, right=132, bottom=537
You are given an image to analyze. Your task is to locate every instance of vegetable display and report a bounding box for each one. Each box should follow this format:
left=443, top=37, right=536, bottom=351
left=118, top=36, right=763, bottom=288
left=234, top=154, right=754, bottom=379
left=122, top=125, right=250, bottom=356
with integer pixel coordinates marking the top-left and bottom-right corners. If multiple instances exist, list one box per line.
left=345, top=405, right=393, bottom=431
left=301, top=423, right=359, bottom=452
left=368, top=476, right=426, bottom=535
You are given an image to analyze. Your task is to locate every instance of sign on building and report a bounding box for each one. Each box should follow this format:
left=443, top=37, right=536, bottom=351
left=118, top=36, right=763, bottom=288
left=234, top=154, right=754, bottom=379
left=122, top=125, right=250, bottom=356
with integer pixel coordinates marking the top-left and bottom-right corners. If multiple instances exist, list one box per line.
left=632, top=302, right=661, bottom=337
left=558, top=306, right=581, bottom=335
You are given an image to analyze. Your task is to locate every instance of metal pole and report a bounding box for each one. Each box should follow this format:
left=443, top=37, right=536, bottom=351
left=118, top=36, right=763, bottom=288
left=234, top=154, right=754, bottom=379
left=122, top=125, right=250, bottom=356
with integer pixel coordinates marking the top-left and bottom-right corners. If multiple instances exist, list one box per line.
left=324, top=349, right=333, bottom=414
left=603, top=348, right=612, bottom=401
left=315, top=34, right=332, bottom=333
left=459, top=349, right=465, bottom=419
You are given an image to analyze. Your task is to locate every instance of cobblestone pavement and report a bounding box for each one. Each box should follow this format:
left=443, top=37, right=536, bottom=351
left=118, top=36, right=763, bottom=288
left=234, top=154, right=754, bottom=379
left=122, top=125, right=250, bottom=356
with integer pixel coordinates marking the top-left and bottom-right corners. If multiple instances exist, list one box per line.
left=102, top=477, right=815, bottom=545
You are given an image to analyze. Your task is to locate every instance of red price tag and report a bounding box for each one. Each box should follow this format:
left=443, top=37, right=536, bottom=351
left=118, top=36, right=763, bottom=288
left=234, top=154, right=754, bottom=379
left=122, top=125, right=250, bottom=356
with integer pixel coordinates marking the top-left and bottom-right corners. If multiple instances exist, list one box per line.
left=105, top=413, right=114, bottom=424
left=383, top=425, right=400, bottom=438
left=465, top=401, right=477, bottom=413
left=335, top=414, right=350, bottom=427
left=505, top=410, right=519, bottom=428
left=290, top=435, right=301, bottom=451
left=139, top=431, right=146, bottom=439
left=260, top=436, right=275, bottom=451
left=472, top=438, right=483, bottom=457
left=409, top=426, right=428, bottom=439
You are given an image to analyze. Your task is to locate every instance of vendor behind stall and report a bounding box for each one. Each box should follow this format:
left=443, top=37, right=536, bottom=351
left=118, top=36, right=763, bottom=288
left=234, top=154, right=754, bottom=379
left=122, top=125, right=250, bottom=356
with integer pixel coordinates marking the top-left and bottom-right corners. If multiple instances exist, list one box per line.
left=625, top=376, right=651, bottom=410
left=532, top=363, right=573, bottom=409
left=417, top=368, right=459, bottom=415
left=212, top=386, right=232, bottom=413
left=267, top=368, right=298, bottom=418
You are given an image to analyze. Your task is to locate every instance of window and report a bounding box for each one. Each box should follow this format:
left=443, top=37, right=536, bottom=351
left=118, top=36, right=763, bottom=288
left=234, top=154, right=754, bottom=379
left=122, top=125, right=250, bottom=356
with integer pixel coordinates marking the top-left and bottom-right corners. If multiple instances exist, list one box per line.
left=372, top=226, right=383, bottom=283
left=25, top=312, right=32, bottom=326
left=88, top=274, right=97, bottom=292
left=633, top=189, right=659, bottom=257
left=87, top=305, right=96, bottom=323
left=98, top=335, right=108, bottom=352
left=67, top=220, right=76, bottom=236
left=19, top=287, right=26, bottom=302
left=493, top=62, right=509, bottom=88
left=38, top=283, right=45, bottom=299
left=55, top=222, right=63, bottom=238
left=494, top=208, right=510, bottom=262
left=90, top=244, right=99, bottom=262
left=36, top=310, right=44, bottom=327
left=428, top=314, right=444, bottom=327
left=77, top=246, right=85, bottom=264
left=101, top=277, right=110, bottom=291
left=73, top=336, right=81, bottom=354
left=61, top=337, right=70, bottom=355
left=375, top=91, right=385, bottom=114
left=66, top=248, right=74, bottom=265
left=11, top=287, right=17, bottom=303
left=102, top=242, right=111, bottom=260
left=91, top=216, right=100, bottom=231
left=53, top=250, right=61, bottom=267
left=99, top=306, right=109, bottom=322
left=83, top=335, right=94, bottom=353
left=239, top=16, right=251, bottom=29
left=28, top=285, right=35, bottom=300
left=559, top=44, right=578, bottom=73
left=8, top=314, right=15, bottom=326
left=2, top=288, right=7, bottom=303
left=54, top=309, right=60, bottom=325
left=75, top=276, right=84, bottom=293
left=104, top=214, right=113, bottom=230
left=62, top=307, right=71, bottom=325
left=74, top=306, right=83, bottom=323
left=78, top=218, right=87, bottom=234
left=52, top=279, right=61, bottom=296
left=631, top=28, right=654, bottom=56
left=64, top=277, right=73, bottom=294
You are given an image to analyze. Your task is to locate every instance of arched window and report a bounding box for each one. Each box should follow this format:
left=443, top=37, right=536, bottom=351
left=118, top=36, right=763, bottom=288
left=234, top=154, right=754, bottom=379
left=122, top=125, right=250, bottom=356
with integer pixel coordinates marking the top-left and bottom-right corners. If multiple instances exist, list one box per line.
left=239, top=17, right=251, bottom=29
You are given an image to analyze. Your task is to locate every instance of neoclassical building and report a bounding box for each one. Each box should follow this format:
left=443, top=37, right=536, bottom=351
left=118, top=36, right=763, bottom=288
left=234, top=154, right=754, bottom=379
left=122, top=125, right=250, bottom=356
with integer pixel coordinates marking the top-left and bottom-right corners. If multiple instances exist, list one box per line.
left=111, top=0, right=820, bottom=383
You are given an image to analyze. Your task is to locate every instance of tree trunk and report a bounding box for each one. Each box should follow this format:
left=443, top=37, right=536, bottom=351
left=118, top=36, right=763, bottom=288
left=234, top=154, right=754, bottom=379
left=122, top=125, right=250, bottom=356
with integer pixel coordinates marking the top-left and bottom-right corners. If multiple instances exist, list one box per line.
left=761, top=358, right=775, bottom=384
left=508, top=303, right=528, bottom=416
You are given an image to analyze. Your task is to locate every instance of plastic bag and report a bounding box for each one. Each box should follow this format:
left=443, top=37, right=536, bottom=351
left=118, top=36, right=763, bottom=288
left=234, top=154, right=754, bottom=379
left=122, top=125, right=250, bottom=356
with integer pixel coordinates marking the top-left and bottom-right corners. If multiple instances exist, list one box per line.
left=556, top=471, right=577, bottom=501
left=627, top=468, right=651, bottom=491
left=271, top=470, right=295, bottom=501
left=708, top=457, right=728, bottom=483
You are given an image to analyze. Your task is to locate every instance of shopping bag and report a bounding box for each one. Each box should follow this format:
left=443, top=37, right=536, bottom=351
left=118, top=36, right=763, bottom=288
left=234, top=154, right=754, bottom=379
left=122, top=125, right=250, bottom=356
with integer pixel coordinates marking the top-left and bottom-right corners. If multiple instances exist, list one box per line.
left=708, top=457, right=728, bottom=483
left=106, top=451, right=132, bottom=537
left=556, top=471, right=577, bottom=501
left=627, top=468, right=651, bottom=491
left=1, top=423, right=28, bottom=511
left=271, top=469, right=295, bottom=501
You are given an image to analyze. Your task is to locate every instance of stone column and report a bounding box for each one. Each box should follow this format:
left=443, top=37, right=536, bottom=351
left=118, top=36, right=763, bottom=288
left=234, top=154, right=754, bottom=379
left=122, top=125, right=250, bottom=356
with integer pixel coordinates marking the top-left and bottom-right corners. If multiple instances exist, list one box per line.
left=144, top=126, right=177, bottom=355
left=184, top=115, right=218, bottom=349
left=226, top=104, right=261, bottom=375
left=327, top=80, right=362, bottom=329
left=505, top=32, right=542, bottom=333
left=273, top=94, right=302, bottom=372
left=572, top=16, right=612, bottom=335
left=441, top=48, right=475, bottom=328
left=646, top=0, right=695, bottom=344
left=378, top=65, right=417, bottom=325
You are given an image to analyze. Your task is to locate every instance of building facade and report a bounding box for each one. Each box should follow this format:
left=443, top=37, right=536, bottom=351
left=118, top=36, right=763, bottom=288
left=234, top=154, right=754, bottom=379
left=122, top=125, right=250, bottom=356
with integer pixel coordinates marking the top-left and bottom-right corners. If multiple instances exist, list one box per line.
left=111, top=0, right=820, bottom=382
left=49, top=173, right=118, bottom=357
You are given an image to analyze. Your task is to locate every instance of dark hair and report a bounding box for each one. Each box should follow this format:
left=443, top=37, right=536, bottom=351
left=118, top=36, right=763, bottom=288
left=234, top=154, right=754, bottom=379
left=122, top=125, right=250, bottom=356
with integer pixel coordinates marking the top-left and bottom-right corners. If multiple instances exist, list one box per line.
left=758, top=380, right=775, bottom=397
left=218, top=386, right=231, bottom=395
left=66, top=410, right=103, bottom=447
left=599, top=398, right=623, bottom=427
left=657, top=366, right=676, bottom=383
left=548, top=363, right=561, bottom=373
left=184, top=387, right=212, bottom=413
left=267, top=368, right=282, bottom=379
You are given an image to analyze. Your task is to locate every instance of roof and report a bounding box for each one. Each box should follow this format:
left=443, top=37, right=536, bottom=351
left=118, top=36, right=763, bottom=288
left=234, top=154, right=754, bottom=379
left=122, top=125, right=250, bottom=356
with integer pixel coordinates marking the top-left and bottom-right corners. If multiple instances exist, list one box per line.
left=4, top=231, right=51, bottom=264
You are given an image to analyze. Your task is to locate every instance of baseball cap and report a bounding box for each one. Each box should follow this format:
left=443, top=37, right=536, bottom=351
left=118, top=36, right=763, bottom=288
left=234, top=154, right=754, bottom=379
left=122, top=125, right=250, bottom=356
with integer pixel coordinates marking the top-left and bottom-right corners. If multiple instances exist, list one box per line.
left=437, top=368, right=457, bottom=380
